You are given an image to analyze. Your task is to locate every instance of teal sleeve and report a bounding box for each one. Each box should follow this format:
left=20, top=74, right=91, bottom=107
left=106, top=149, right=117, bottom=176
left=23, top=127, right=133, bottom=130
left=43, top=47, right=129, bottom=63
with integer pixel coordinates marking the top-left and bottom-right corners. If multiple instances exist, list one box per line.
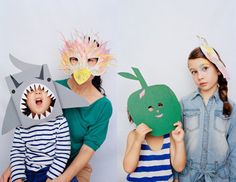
left=55, top=79, right=67, bottom=87
left=83, top=101, right=112, bottom=151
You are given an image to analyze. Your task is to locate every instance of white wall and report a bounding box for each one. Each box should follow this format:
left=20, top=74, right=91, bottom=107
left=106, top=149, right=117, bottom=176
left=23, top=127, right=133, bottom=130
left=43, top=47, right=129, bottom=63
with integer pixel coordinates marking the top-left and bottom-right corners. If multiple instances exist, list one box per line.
left=1, top=0, right=236, bottom=181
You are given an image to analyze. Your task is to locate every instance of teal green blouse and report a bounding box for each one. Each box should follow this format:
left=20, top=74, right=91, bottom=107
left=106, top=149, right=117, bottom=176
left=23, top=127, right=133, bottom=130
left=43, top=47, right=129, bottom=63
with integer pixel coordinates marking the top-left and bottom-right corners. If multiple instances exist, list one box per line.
left=56, top=79, right=112, bottom=164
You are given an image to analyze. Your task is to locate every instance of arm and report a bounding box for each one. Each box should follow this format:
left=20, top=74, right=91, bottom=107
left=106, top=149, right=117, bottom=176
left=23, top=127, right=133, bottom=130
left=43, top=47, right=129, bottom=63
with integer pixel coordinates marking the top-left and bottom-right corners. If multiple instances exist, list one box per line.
left=52, top=101, right=112, bottom=181
left=228, top=106, right=236, bottom=182
left=55, top=144, right=94, bottom=181
left=123, top=123, right=152, bottom=173
left=47, top=117, right=71, bottom=180
left=170, top=122, right=186, bottom=172
left=10, top=127, right=26, bottom=182
left=0, top=165, right=11, bottom=182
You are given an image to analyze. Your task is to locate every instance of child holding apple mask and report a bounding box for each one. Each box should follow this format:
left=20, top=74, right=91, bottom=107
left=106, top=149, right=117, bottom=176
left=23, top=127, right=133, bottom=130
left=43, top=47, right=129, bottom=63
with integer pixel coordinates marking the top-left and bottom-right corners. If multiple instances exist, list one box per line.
left=119, top=67, right=186, bottom=182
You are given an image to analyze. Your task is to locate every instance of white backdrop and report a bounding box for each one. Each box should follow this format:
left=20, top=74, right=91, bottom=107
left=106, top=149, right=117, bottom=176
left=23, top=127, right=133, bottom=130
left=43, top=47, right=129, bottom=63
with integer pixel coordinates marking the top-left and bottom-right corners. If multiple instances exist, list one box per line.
left=1, top=0, right=236, bottom=181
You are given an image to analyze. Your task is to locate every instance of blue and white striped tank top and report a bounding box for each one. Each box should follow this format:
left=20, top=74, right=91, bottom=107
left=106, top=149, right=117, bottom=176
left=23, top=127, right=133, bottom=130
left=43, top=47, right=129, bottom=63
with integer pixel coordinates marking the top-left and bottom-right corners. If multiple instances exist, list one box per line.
left=127, top=134, right=173, bottom=182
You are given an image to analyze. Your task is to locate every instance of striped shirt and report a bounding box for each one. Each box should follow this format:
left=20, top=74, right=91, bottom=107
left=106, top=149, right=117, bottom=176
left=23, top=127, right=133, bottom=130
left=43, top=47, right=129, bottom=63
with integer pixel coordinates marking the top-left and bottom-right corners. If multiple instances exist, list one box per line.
left=10, top=116, right=70, bottom=182
left=127, top=134, right=173, bottom=182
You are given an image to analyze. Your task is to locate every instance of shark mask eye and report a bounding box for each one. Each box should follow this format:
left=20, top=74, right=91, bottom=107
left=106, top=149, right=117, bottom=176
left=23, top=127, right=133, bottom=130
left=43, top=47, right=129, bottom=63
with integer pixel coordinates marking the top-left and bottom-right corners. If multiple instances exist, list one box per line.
left=20, top=83, right=56, bottom=120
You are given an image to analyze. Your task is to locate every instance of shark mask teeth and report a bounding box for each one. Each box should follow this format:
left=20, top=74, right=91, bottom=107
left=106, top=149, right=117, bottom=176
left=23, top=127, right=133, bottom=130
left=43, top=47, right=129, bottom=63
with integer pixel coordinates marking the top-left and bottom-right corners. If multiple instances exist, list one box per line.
left=20, top=83, right=56, bottom=120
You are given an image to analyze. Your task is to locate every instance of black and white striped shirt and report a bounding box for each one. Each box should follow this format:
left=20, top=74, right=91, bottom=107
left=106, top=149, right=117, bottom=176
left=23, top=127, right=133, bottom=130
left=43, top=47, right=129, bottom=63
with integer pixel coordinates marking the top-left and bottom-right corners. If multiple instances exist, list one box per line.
left=10, top=116, right=70, bottom=181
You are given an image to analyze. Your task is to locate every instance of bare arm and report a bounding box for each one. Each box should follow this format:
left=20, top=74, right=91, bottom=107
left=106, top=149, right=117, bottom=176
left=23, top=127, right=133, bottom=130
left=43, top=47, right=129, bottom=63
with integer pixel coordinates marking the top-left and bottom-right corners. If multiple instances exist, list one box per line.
left=123, top=123, right=152, bottom=173
left=51, top=144, right=94, bottom=182
left=170, top=122, right=186, bottom=172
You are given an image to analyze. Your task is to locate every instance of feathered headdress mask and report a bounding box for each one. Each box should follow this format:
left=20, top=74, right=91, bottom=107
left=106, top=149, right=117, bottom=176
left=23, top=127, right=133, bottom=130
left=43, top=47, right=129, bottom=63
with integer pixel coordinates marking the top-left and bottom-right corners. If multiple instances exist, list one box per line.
left=60, top=32, right=113, bottom=85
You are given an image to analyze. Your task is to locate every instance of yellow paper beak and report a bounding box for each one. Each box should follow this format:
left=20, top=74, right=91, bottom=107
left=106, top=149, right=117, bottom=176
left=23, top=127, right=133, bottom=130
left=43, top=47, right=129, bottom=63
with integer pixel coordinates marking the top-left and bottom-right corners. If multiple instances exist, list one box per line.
left=73, top=68, right=92, bottom=85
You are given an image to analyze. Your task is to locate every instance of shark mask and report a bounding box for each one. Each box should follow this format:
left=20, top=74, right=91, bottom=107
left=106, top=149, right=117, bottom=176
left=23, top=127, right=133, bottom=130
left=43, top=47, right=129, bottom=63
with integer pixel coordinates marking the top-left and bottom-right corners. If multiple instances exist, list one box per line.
left=2, top=54, right=89, bottom=134
left=119, top=67, right=181, bottom=136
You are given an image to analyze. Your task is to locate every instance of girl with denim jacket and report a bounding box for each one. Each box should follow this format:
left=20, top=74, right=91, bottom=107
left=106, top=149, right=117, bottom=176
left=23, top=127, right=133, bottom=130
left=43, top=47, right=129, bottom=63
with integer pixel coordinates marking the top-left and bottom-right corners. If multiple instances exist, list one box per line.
left=177, top=38, right=236, bottom=182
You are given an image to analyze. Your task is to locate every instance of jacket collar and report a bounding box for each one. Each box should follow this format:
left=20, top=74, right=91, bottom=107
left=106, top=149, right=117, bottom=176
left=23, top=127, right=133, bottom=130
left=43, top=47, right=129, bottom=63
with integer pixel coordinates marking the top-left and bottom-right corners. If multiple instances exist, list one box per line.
left=190, top=89, right=220, bottom=103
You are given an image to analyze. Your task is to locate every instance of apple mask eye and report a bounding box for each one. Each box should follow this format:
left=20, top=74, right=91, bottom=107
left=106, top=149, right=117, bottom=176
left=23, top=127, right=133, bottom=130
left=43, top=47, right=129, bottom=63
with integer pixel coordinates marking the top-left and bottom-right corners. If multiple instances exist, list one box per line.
left=148, top=106, right=154, bottom=112
left=158, top=102, right=163, bottom=107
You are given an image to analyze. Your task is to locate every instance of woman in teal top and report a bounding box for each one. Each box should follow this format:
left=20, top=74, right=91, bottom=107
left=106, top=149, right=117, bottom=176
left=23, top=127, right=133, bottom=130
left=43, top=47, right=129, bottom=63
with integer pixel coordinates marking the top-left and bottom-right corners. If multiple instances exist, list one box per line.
left=53, top=75, right=112, bottom=182
left=57, top=79, right=112, bottom=166
left=52, top=33, right=114, bottom=182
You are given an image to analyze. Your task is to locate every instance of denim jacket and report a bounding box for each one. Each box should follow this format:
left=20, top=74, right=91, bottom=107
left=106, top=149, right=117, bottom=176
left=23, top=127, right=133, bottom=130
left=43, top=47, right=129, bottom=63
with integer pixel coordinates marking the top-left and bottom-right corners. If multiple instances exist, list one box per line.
left=178, top=89, right=236, bottom=182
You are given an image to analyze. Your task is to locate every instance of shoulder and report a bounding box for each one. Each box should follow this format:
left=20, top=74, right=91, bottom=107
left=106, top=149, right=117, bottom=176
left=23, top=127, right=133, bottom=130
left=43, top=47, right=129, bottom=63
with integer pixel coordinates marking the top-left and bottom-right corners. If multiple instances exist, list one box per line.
left=95, top=97, right=113, bottom=115
left=87, top=97, right=113, bottom=122
left=98, top=96, right=112, bottom=106
left=55, top=79, right=69, bottom=86
left=181, top=91, right=197, bottom=103
left=180, top=90, right=199, bottom=110
left=56, top=115, right=67, bottom=122
left=52, top=115, right=68, bottom=127
left=229, top=99, right=236, bottom=118
left=229, top=98, right=236, bottom=108
left=102, top=97, right=112, bottom=110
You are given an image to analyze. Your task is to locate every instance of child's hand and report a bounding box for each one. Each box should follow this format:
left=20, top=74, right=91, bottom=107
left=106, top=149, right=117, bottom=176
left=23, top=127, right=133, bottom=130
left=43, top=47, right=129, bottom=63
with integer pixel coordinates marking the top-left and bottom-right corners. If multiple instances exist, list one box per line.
left=172, top=121, right=184, bottom=143
left=0, top=166, right=11, bottom=182
left=135, top=123, right=152, bottom=143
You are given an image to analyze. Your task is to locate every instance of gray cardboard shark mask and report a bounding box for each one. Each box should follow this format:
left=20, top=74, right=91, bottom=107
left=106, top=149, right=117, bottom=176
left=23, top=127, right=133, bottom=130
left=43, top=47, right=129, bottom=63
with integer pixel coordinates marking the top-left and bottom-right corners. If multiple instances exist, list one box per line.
left=2, top=54, right=89, bottom=134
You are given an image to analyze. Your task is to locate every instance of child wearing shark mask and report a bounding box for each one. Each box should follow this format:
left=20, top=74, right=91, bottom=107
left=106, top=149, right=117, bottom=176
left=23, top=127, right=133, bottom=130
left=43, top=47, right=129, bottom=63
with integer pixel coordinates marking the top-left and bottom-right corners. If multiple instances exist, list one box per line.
left=10, top=83, right=71, bottom=182
left=120, top=67, right=186, bottom=182
left=0, top=56, right=89, bottom=182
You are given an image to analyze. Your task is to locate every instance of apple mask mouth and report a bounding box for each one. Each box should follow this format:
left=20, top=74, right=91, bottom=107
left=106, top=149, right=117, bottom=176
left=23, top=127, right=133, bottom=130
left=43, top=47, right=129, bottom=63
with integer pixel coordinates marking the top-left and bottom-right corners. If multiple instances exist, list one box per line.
left=155, top=113, right=164, bottom=118
left=20, top=83, right=56, bottom=120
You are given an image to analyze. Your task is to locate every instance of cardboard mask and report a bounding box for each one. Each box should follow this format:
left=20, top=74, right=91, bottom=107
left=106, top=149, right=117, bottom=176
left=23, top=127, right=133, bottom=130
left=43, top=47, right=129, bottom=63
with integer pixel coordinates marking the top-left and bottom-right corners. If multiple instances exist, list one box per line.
left=2, top=54, right=89, bottom=134
left=119, top=67, right=181, bottom=136
left=197, top=36, right=230, bottom=80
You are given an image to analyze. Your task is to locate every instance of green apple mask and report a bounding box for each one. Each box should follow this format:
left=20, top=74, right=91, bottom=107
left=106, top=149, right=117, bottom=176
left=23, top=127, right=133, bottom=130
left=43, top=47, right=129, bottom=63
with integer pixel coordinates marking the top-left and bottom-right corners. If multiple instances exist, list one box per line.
left=119, top=67, right=181, bottom=136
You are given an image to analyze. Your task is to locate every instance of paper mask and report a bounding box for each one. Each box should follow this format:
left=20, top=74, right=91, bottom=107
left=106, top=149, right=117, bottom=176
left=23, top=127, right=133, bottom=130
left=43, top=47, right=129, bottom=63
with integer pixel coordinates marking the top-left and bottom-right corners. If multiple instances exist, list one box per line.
left=60, top=32, right=113, bottom=85
left=119, top=67, right=181, bottom=136
left=197, top=36, right=230, bottom=80
left=2, top=54, right=89, bottom=134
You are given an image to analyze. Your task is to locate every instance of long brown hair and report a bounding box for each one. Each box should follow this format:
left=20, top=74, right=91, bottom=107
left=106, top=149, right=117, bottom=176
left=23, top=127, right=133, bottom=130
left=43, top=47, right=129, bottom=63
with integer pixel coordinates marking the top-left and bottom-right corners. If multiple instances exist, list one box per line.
left=188, top=47, right=232, bottom=116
